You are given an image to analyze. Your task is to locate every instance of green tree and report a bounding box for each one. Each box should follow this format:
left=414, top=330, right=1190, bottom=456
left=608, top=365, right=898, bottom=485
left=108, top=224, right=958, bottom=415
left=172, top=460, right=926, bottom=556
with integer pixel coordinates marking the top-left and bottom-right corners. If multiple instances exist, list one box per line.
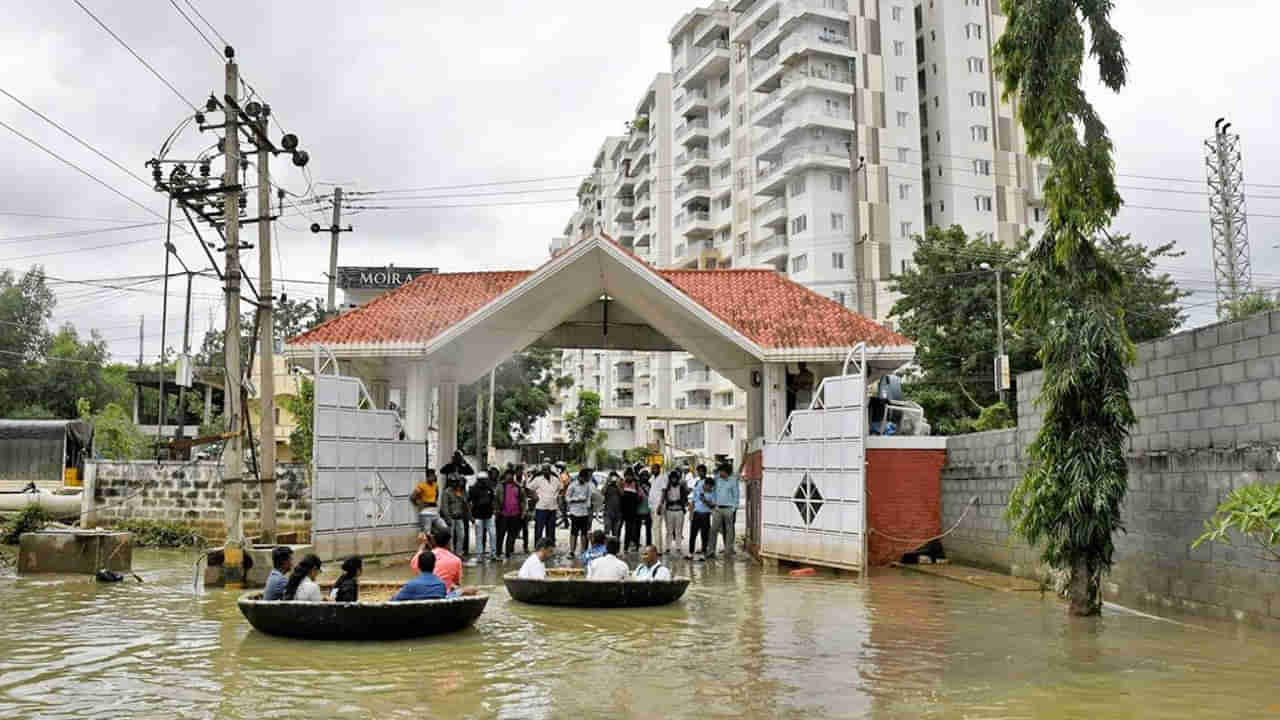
left=273, top=296, right=326, bottom=345
left=280, top=377, right=314, bottom=464
left=82, top=401, right=146, bottom=460
left=565, top=391, right=602, bottom=464
left=458, top=348, right=573, bottom=453
left=1193, top=484, right=1280, bottom=564
left=35, top=324, right=110, bottom=419
left=997, top=0, right=1134, bottom=616
left=0, top=266, right=54, bottom=415
left=1221, top=290, right=1280, bottom=323
left=890, top=227, right=1184, bottom=435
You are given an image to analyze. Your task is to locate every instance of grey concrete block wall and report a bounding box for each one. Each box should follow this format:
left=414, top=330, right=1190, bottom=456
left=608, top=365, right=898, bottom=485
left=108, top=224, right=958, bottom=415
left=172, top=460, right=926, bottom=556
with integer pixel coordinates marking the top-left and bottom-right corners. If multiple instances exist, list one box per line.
left=943, top=314, right=1280, bottom=629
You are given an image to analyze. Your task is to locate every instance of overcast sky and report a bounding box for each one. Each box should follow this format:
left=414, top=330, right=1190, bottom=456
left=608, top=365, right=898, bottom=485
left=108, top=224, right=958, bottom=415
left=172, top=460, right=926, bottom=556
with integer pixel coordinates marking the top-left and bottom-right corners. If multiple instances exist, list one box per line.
left=1, top=0, right=1276, bottom=364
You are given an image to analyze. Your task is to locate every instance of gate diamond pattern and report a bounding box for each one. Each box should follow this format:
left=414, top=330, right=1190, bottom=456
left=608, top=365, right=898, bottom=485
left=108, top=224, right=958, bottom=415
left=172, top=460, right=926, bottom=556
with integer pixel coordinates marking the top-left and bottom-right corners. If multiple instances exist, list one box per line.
left=792, top=473, right=824, bottom=525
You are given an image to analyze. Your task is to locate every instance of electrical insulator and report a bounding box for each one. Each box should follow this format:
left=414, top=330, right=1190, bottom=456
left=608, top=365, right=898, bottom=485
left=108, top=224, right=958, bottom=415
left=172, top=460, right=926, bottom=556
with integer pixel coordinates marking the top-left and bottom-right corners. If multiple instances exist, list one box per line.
left=238, top=195, right=247, bottom=211
left=199, top=162, right=210, bottom=177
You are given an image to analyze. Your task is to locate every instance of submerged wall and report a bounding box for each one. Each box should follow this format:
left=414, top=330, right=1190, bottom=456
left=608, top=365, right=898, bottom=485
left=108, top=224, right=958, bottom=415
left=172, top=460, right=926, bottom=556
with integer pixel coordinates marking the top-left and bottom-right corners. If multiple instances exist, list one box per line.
left=942, top=313, right=1280, bottom=629
left=87, top=461, right=312, bottom=542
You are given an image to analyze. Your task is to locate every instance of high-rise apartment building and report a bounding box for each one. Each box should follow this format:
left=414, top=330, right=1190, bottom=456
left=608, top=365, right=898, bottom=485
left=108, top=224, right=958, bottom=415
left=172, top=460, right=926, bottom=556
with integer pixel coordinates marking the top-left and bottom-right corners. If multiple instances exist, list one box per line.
left=913, top=0, right=1046, bottom=245
left=535, top=0, right=1033, bottom=461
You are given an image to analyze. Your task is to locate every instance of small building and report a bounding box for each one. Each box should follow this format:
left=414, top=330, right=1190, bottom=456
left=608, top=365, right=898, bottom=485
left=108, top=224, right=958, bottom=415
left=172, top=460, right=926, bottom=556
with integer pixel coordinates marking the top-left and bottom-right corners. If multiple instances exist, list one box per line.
left=0, top=419, right=93, bottom=490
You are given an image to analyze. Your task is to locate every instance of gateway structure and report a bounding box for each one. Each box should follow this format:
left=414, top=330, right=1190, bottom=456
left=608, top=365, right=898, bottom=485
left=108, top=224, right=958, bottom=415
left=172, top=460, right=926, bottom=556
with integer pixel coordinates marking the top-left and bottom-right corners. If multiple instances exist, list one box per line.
left=286, top=235, right=913, bottom=566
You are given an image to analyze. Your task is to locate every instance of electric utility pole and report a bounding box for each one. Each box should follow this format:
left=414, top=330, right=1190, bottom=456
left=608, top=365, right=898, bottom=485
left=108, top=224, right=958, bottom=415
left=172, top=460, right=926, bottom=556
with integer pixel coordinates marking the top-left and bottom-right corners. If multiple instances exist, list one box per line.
left=1206, top=118, right=1252, bottom=316
left=222, top=50, right=246, bottom=588
left=257, top=109, right=277, bottom=543
left=847, top=56, right=864, bottom=315
left=327, top=187, right=343, bottom=316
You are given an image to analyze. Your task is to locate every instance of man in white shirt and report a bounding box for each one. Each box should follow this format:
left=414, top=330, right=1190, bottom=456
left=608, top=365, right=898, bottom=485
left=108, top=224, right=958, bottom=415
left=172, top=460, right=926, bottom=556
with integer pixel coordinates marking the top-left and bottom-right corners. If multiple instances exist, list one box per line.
left=518, top=537, right=556, bottom=579
left=529, top=469, right=562, bottom=548
left=647, top=463, right=666, bottom=554
left=585, top=537, right=629, bottom=581
left=632, top=545, right=672, bottom=581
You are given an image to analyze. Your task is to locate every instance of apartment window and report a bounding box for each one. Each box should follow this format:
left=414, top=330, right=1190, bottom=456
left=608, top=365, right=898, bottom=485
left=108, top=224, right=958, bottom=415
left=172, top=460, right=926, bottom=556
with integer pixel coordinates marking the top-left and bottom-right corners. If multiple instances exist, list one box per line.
left=898, top=183, right=912, bottom=200
left=965, top=23, right=983, bottom=39
left=969, top=91, right=987, bottom=107
left=898, top=147, right=909, bottom=163
left=718, top=131, right=731, bottom=148
left=831, top=250, right=846, bottom=269
left=894, top=75, right=907, bottom=92
left=893, top=40, right=905, bottom=57
left=896, top=111, right=910, bottom=128
left=791, top=253, right=809, bottom=273
left=1033, top=207, right=1044, bottom=222
left=930, top=30, right=936, bottom=42
left=891, top=5, right=904, bottom=21
left=830, top=173, right=844, bottom=192
left=717, top=228, right=731, bottom=244
left=830, top=214, right=845, bottom=232
left=832, top=290, right=847, bottom=306
left=900, top=221, right=913, bottom=239
left=973, top=159, right=991, bottom=175
left=971, top=124, right=990, bottom=142
left=719, top=71, right=730, bottom=90
left=975, top=195, right=993, bottom=212
left=675, top=398, right=687, bottom=409
left=789, top=177, right=806, bottom=196
left=968, top=57, right=985, bottom=73
left=719, top=102, right=730, bottom=119
left=791, top=214, right=808, bottom=235
left=737, top=232, right=748, bottom=256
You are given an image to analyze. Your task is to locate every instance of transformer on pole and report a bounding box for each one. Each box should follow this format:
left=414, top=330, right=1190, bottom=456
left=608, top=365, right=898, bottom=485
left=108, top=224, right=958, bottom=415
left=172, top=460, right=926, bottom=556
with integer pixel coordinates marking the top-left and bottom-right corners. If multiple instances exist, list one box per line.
left=1205, top=119, right=1252, bottom=316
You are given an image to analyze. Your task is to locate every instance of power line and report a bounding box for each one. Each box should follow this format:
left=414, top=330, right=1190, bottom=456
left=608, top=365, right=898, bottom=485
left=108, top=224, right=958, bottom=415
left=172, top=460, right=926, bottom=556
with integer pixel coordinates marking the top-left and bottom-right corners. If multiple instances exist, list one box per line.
left=181, top=0, right=231, bottom=48
left=71, top=0, right=198, bottom=112
left=0, top=211, right=151, bottom=224
left=0, top=119, right=163, bottom=220
left=0, top=236, right=160, bottom=263
left=166, top=0, right=223, bottom=59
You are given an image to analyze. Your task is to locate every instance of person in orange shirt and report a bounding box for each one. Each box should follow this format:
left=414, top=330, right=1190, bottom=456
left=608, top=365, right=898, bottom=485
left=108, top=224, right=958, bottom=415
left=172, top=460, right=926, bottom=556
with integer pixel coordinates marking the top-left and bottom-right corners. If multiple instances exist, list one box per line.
left=411, top=469, right=440, bottom=533
left=411, top=526, right=462, bottom=592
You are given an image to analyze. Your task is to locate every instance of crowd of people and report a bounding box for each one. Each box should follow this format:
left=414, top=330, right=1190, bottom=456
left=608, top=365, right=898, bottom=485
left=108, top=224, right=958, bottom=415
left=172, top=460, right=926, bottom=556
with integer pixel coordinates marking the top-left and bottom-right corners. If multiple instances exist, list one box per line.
left=409, top=452, right=740, bottom=563
left=258, top=454, right=736, bottom=604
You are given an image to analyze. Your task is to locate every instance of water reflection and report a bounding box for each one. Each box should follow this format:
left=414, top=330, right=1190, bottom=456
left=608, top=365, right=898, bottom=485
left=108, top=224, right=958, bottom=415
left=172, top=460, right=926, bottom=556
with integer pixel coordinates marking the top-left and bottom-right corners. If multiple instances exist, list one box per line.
left=1, top=551, right=1279, bottom=719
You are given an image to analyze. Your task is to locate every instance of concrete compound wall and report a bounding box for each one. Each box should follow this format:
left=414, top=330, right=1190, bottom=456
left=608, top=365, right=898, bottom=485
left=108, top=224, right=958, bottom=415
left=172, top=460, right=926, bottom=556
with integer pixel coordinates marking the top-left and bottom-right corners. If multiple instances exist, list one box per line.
left=942, top=313, right=1280, bottom=629
left=87, top=461, right=312, bottom=542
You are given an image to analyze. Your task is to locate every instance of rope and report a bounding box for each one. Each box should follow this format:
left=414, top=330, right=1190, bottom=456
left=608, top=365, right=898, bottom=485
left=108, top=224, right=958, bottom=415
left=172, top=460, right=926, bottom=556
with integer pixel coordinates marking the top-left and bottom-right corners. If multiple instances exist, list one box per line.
left=868, top=496, right=979, bottom=547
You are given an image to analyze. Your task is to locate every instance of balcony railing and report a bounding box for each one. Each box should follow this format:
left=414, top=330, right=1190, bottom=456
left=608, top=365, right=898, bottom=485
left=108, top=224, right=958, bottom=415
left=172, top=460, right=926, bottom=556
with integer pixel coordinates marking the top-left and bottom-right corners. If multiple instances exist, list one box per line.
left=756, top=233, right=789, bottom=254
left=683, top=370, right=712, bottom=383
left=784, top=65, right=854, bottom=86
left=676, top=148, right=711, bottom=168
left=687, top=39, right=730, bottom=70
left=615, top=221, right=636, bottom=233
left=751, top=53, right=780, bottom=77
left=675, top=177, right=711, bottom=198
left=781, top=30, right=853, bottom=58
left=677, top=210, right=712, bottom=227
left=755, top=196, right=785, bottom=216
left=617, top=197, right=636, bottom=208
left=673, top=65, right=686, bottom=83
left=674, top=117, right=710, bottom=139
left=674, top=88, right=709, bottom=112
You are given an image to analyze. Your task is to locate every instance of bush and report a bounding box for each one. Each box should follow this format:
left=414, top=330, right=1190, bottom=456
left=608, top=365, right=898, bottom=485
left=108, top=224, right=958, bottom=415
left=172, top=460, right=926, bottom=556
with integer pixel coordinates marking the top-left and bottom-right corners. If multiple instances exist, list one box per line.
left=107, top=519, right=205, bottom=548
left=972, top=402, right=1015, bottom=432
left=1, top=505, right=53, bottom=545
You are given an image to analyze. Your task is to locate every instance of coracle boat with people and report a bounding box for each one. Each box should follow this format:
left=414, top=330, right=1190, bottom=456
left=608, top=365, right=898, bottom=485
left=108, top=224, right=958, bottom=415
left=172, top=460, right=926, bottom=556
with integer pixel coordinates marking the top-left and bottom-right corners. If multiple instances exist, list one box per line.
left=237, top=582, right=488, bottom=640
left=503, top=568, right=690, bottom=607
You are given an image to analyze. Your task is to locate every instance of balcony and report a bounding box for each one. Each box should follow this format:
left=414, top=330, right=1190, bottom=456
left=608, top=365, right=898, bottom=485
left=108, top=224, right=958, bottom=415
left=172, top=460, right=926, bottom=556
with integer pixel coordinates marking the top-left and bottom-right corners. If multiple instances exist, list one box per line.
left=614, top=220, right=636, bottom=238
left=754, top=232, right=789, bottom=265
left=754, top=195, right=788, bottom=229
left=779, top=29, right=855, bottom=65
left=756, top=146, right=851, bottom=195
left=612, top=196, right=635, bottom=223
left=684, top=39, right=731, bottom=86
left=615, top=165, right=636, bottom=194
left=674, top=117, right=710, bottom=144
left=635, top=219, right=652, bottom=240
left=676, top=148, right=711, bottom=174
left=677, top=209, right=714, bottom=238
left=674, top=88, right=709, bottom=115
left=693, top=13, right=730, bottom=48
left=752, top=0, right=852, bottom=58
left=675, top=177, right=711, bottom=200
left=750, top=53, right=785, bottom=93
left=627, top=128, right=648, bottom=152
left=676, top=369, right=714, bottom=392
left=732, top=0, right=780, bottom=45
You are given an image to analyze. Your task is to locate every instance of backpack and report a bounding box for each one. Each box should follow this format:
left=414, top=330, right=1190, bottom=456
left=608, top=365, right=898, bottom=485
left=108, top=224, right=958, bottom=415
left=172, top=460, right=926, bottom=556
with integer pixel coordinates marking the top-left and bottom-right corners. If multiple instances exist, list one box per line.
left=472, top=482, right=495, bottom=517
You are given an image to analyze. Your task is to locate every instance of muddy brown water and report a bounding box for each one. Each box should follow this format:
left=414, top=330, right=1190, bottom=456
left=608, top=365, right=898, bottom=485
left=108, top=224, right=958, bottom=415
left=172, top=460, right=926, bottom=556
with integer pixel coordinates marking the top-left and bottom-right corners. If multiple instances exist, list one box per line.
left=2, top=549, right=1279, bottom=719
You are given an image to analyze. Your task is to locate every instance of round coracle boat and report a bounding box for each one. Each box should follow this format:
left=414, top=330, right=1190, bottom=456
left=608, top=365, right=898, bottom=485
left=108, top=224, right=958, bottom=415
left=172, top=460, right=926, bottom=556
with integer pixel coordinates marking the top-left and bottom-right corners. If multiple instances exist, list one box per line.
left=503, top=568, right=690, bottom=607
left=237, top=582, right=488, bottom=640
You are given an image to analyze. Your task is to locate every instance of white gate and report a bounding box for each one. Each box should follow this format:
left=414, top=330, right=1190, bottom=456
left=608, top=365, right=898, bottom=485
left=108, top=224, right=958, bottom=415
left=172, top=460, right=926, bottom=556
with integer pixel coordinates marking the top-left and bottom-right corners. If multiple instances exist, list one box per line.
left=311, top=348, right=424, bottom=561
left=761, top=345, right=867, bottom=572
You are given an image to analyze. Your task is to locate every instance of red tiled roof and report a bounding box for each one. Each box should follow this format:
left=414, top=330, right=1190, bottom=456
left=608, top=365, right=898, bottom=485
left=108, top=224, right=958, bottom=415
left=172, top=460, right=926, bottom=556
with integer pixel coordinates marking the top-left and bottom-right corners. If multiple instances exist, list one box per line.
left=289, top=266, right=909, bottom=350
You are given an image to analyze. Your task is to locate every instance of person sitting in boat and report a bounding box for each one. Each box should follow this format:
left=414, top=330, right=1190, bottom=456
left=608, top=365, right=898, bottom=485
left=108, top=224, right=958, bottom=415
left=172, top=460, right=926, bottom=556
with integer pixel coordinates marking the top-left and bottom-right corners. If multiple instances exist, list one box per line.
left=283, top=554, right=325, bottom=602
left=392, top=551, right=450, bottom=601
left=262, top=545, right=293, bottom=601
left=632, top=545, right=672, bottom=581
left=586, top=537, right=629, bottom=581
left=580, top=529, right=608, bottom=568
left=519, top=537, right=556, bottom=579
left=330, top=555, right=362, bottom=602
left=413, top=526, right=463, bottom=592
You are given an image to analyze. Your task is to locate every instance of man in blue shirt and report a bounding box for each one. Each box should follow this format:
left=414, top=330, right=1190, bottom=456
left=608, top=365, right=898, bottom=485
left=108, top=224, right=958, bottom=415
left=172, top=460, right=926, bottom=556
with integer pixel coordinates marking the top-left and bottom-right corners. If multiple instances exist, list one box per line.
left=392, top=551, right=448, bottom=601
left=262, top=546, right=293, bottom=601
left=580, top=529, right=608, bottom=568
left=689, top=470, right=715, bottom=560
left=707, top=464, right=740, bottom=558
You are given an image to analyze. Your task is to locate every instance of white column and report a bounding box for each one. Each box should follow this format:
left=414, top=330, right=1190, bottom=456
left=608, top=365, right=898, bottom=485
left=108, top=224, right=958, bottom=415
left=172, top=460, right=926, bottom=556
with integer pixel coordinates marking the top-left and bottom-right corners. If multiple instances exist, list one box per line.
left=762, top=362, right=787, bottom=441
left=438, top=381, right=459, bottom=463
left=403, top=361, right=431, bottom=441
left=633, top=413, right=649, bottom=448
left=747, top=364, right=764, bottom=442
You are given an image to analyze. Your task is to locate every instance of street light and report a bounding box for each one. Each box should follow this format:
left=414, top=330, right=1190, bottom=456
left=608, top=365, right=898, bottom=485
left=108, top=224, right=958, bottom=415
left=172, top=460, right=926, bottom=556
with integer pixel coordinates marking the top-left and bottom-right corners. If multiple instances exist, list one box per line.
left=980, top=262, right=1009, bottom=404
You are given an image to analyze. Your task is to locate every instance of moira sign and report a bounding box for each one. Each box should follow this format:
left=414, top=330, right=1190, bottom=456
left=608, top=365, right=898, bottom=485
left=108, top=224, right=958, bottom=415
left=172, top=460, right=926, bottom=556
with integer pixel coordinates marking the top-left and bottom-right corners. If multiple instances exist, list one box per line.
left=337, top=266, right=437, bottom=290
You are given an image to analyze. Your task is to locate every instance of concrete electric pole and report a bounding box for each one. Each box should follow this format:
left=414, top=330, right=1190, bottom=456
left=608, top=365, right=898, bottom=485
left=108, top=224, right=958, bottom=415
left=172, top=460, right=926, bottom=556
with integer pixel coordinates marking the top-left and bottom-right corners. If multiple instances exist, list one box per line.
left=1206, top=119, right=1252, bottom=316
left=222, top=50, right=246, bottom=588
left=327, top=186, right=343, bottom=317
left=256, top=110, right=277, bottom=543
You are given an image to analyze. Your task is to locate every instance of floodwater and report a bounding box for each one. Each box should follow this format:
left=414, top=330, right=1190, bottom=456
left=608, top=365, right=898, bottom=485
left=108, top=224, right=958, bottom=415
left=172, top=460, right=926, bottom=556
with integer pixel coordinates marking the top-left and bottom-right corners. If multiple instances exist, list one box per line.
left=2, top=550, right=1279, bottom=720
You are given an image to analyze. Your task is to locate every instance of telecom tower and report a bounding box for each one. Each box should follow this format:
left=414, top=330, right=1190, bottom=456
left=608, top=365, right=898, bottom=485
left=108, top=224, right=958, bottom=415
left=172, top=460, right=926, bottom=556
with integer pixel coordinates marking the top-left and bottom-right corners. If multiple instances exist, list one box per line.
left=1205, top=118, right=1252, bottom=315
